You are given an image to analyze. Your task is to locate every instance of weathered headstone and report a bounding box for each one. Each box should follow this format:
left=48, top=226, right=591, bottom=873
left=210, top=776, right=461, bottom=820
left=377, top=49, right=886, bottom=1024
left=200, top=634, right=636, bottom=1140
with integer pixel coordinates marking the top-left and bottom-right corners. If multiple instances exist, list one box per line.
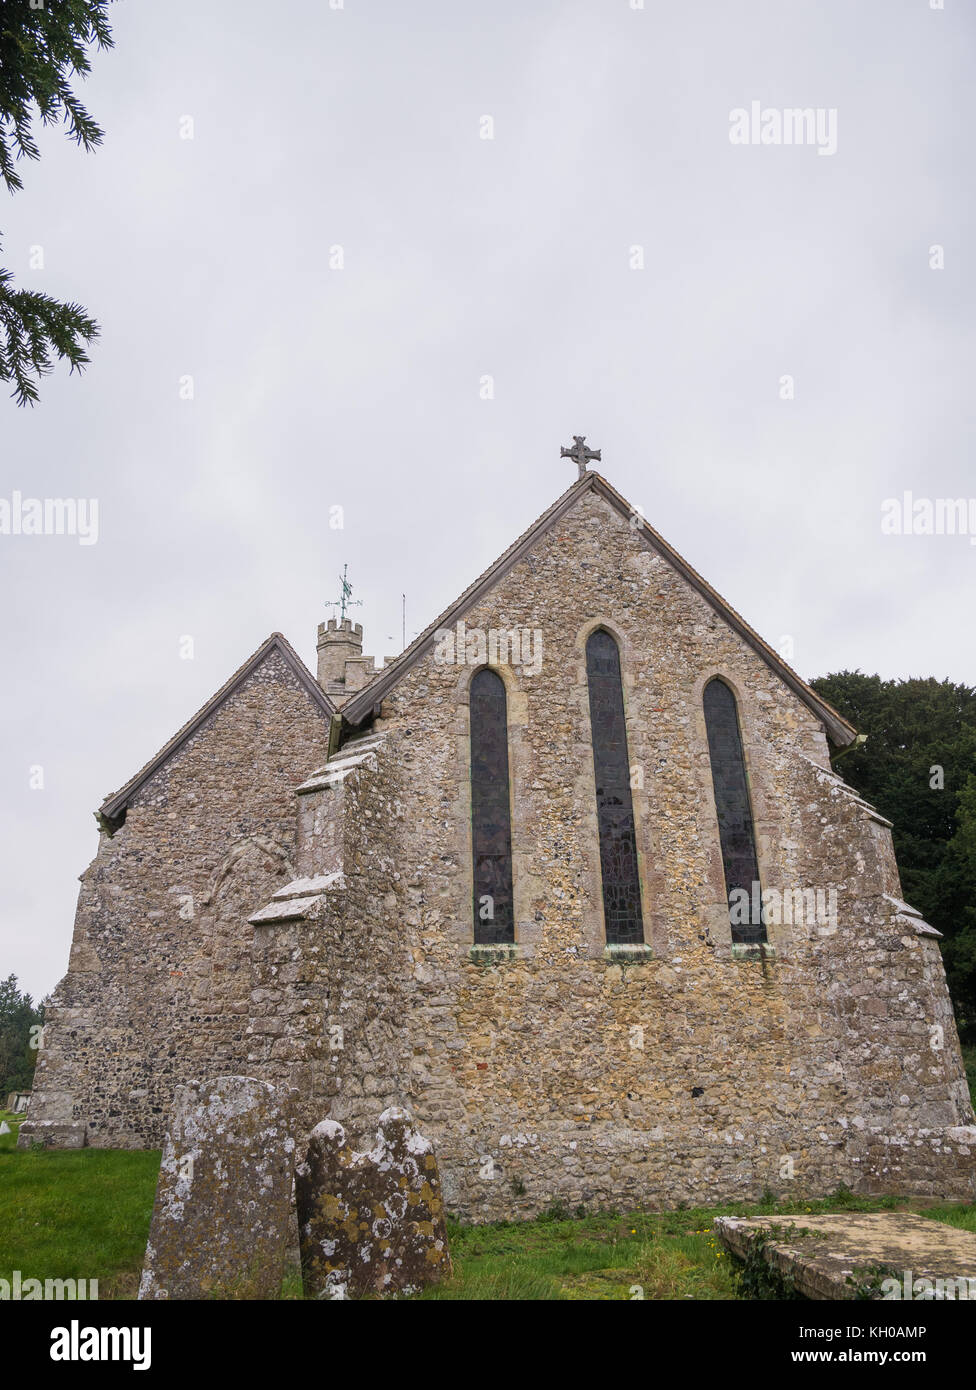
left=139, top=1075, right=296, bottom=1300
left=715, top=1212, right=976, bottom=1300
left=0, top=1121, right=10, bottom=1135
left=296, top=1106, right=451, bottom=1299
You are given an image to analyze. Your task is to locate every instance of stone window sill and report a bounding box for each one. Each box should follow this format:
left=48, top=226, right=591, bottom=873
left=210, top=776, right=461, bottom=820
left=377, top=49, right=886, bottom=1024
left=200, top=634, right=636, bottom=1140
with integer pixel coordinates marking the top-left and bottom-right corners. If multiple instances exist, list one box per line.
left=730, top=942, right=777, bottom=962
left=469, top=942, right=519, bottom=964
left=604, top=943, right=653, bottom=964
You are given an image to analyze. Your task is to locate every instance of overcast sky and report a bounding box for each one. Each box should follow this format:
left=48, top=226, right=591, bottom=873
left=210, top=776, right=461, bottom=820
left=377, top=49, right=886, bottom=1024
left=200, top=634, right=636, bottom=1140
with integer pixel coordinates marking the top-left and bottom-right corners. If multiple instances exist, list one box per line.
left=1, top=0, right=973, bottom=1000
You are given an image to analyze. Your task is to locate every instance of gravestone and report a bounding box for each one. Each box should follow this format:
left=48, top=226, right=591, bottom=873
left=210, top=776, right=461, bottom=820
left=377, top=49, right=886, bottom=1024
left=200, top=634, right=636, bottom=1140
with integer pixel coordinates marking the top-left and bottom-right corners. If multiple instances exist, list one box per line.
left=715, top=1212, right=976, bottom=1300
left=0, top=1121, right=9, bottom=1135
left=296, top=1106, right=452, bottom=1299
left=139, top=1075, right=297, bottom=1300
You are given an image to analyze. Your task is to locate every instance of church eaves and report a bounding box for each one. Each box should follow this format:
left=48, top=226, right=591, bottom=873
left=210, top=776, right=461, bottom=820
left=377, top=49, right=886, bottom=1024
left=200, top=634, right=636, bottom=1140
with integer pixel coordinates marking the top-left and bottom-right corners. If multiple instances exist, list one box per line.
left=96, top=632, right=336, bottom=830
left=341, top=471, right=858, bottom=749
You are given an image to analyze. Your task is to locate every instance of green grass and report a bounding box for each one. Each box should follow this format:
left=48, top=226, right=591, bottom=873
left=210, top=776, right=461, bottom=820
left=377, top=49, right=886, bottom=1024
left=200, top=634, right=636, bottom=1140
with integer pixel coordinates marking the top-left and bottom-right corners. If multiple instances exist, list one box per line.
left=0, top=1109, right=21, bottom=1152
left=1, top=1117, right=973, bottom=1299
left=0, top=1113, right=160, bottom=1299
left=413, top=1207, right=737, bottom=1300
left=963, top=1046, right=976, bottom=1111
left=413, top=1189, right=976, bottom=1300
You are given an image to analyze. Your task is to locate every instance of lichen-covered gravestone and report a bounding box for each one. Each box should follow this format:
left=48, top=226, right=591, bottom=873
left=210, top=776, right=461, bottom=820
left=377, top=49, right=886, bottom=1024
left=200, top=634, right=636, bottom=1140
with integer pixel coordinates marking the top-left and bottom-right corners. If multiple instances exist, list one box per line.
left=139, top=1075, right=297, bottom=1300
left=296, top=1106, right=452, bottom=1299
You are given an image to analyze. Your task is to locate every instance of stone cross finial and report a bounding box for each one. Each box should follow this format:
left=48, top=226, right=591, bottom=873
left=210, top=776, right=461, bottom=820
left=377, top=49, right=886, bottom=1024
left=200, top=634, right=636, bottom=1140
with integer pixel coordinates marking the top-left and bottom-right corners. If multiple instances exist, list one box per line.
left=560, top=435, right=601, bottom=479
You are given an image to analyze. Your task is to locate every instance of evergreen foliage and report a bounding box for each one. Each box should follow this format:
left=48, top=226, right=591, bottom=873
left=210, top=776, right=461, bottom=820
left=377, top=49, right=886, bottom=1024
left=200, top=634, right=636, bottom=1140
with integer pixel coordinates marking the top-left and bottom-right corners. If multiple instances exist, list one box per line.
left=0, top=973, right=43, bottom=1094
left=810, top=671, right=976, bottom=1039
left=0, top=0, right=114, bottom=404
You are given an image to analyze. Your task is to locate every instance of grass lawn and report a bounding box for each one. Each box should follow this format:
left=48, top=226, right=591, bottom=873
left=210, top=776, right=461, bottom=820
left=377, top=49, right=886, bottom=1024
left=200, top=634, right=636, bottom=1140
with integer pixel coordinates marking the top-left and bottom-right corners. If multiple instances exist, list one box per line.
left=964, top=1046, right=976, bottom=1110
left=414, top=1192, right=976, bottom=1300
left=2, top=1108, right=974, bottom=1299
left=0, top=1112, right=160, bottom=1299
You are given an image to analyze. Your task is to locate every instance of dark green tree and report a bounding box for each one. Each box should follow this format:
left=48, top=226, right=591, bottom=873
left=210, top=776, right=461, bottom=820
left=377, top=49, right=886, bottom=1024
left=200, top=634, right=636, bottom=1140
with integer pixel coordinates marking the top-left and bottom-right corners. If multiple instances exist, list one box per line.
left=810, top=671, right=976, bottom=1039
left=0, top=973, right=44, bottom=1094
left=937, top=774, right=976, bottom=1037
left=0, top=0, right=114, bottom=405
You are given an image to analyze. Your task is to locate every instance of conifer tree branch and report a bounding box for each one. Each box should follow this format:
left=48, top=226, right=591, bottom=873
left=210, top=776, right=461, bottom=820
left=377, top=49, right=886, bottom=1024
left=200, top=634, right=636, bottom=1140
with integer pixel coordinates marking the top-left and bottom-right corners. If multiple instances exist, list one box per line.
left=0, top=1, right=113, bottom=404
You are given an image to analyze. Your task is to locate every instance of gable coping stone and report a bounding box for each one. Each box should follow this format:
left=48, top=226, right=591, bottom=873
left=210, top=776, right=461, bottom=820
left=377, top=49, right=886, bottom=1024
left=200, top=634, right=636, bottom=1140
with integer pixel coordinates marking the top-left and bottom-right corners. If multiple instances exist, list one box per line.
left=339, top=471, right=857, bottom=748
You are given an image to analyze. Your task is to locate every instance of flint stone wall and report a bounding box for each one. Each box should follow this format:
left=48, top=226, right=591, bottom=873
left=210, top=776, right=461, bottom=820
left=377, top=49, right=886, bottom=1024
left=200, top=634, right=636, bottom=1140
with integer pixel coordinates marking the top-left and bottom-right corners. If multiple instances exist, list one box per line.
left=353, top=490, right=975, bottom=1216
left=20, top=648, right=330, bottom=1150
left=247, top=732, right=409, bottom=1140
left=24, top=489, right=976, bottom=1220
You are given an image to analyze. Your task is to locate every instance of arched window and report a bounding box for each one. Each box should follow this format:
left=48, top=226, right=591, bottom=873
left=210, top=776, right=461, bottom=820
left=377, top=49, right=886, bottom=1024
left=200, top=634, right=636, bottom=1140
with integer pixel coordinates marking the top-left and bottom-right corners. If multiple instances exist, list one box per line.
left=703, top=678, right=766, bottom=944
left=586, top=629, right=644, bottom=944
left=470, top=668, right=514, bottom=943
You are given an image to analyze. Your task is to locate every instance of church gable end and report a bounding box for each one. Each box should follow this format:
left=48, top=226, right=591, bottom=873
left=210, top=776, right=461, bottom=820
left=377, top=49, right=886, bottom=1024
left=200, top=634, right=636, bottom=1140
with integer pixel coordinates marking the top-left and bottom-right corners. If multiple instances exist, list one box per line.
left=342, top=473, right=856, bottom=752
left=21, top=634, right=333, bottom=1151
left=326, top=475, right=974, bottom=1215
left=23, top=467, right=975, bottom=1217
left=98, top=633, right=335, bottom=831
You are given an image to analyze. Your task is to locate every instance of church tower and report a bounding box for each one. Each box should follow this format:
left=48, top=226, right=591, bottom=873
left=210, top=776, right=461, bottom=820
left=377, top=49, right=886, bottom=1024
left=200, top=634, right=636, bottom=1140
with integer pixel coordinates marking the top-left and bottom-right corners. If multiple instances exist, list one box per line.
left=316, top=567, right=377, bottom=704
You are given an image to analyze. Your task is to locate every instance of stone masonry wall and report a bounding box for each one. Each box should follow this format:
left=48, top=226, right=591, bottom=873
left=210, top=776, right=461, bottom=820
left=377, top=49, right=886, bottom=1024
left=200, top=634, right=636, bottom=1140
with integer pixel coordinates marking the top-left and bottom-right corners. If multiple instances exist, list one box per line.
left=24, top=486, right=975, bottom=1222
left=247, top=734, right=411, bottom=1140
left=344, top=488, right=975, bottom=1218
left=22, top=647, right=331, bottom=1148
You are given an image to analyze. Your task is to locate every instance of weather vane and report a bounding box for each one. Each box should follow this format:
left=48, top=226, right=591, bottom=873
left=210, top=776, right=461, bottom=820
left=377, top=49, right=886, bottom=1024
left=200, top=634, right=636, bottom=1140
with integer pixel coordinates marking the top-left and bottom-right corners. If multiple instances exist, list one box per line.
left=325, top=564, right=363, bottom=623
left=560, top=434, right=601, bottom=479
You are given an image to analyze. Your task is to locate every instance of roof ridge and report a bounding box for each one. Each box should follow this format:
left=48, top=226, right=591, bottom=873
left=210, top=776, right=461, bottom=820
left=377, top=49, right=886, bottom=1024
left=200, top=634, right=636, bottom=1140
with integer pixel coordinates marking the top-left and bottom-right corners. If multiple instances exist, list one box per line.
left=341, top=469, right=856, bottom=747
left=97, top=633, right=336, bottom=825
left=589, top=473, right=856, bottom=745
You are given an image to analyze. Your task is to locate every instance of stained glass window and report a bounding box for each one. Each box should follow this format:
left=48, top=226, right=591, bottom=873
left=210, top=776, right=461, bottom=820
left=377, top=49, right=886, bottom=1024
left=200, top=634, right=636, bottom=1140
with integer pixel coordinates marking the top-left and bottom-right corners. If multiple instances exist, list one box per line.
left=470, top=668, right=515, bottom=943
left=586, top=629, right=644, bottom=944
left=703, top=678, right=766, bottom=945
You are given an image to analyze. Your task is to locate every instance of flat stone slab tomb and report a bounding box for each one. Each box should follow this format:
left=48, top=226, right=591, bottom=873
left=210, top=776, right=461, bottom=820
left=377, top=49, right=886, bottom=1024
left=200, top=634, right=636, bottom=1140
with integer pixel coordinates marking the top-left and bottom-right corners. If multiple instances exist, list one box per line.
left=715, top=1213, right=976, bottom=1300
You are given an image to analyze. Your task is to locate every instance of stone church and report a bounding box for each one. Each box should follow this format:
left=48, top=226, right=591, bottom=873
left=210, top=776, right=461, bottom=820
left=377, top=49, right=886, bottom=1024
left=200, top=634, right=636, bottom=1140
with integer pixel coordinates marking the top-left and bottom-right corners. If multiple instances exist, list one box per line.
left=21, top=455, right=976, bottom=1218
